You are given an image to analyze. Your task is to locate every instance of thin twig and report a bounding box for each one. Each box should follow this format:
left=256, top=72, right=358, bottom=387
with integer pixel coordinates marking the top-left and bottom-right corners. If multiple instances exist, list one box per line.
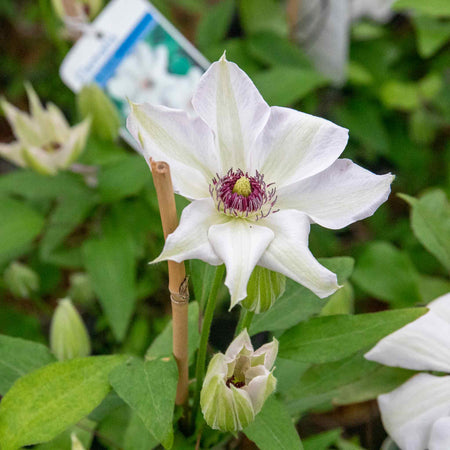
left=287, top=0, right=300, bottom=40
left=150, top=159, right=189, bottom=407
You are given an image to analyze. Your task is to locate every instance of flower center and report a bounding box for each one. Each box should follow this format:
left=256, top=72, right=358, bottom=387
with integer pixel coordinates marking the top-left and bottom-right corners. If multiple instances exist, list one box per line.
left=43, top=141, right=62, bottom=153
left=226, top=375, right=245, bottom=389
left=210, top=169, right=278, bottom=220
left=232, top=176, right=252, bottom=197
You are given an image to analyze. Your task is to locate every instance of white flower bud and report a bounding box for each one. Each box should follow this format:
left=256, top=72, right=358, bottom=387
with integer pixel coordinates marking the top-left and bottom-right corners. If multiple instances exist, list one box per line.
left=68, top=272, right=95, bottom=305
left=50, top=298, right=91, bottom=361
left=0, top=84, right=90, bottom=175
left=3, top=262, right=39, bottom=298
left=51, top=0, right=103, bottom=21
left=201, top=329, right=278, bottom=432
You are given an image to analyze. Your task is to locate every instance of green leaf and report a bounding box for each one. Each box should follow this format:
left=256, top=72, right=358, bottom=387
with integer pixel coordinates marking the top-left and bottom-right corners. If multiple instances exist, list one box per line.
left=146, top=302, right=200, bottom=364
left=285, top=353, right=414, bottom=415
left=400, top=189, right=450, bottom=271
left=0, top=196, right=45, bottom=266
left=82, top=229, right=136, bottom=341
left=124, top=412, right=159, bottom=450
left=0, top=335, right=55, bottom=395
left=393, top=0, right=450, bottom=16
left=98, top=154, right=150, bottom=202
left=253, top=67, right=326, bottom=106
left=247, top=32, right=311, bottom=68
left=413, top=16, right=450, bottom=58
left=250, top=257, right=354, bottom=335
left=40, top=192, right=96, bottom=261
left=196, top=0, right=234, bottom=51
left=352, top=242, right=422, bottom=307
left=0, top=355, right=125, bottom=450
left=278, top=307, right=427, bottom=363
left=239, top=0, right=287, bottom=36
left=320, top=282, right=354, bottom=316
left=244, top=397, right=303, bottom=450
left=302, top=429, right=342, bottom=450
left=109, top=356, right=178, bottom=449
left=380, top=80, right=420, bottom=111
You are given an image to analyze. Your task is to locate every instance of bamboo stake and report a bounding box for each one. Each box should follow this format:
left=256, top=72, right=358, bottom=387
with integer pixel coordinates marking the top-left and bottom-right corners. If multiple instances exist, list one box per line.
left=150, top=159, right=189, bottom=406
left=287, top=0, right=300, bottom=41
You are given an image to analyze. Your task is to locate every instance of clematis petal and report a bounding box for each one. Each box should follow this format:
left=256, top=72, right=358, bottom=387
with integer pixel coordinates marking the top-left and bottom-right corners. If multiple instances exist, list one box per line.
left=192, top=54, right=270, bottom=172
left=276, top=159, right=394, bottom=229
left=427, top=293, right=450, bottom=323
left=208, top=220, right=274, bottom=308
left=127, top=102, right=218, bottom=200
left=0, top=142, right=27, bottom=167
left=153, top=199, right=228, bottom=266
left=246, top=371, right=277, bottom=414
left=22, top=146, right=58, bottom=176
left=225, top=329, right=253, bottom=360
left=365, top=302, right=450, bottom=373
left=378, top=374, right=450, bottom=450
left=259, top=210, right=339, bottom=298
left=429, top=417, right=450, bottom=450
left=250, top=106, right=348, bottom=187
left=252, top=338, right=279, bottom=370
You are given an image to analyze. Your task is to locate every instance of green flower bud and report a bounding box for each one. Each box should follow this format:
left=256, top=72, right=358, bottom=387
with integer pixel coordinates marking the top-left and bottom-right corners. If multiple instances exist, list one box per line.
left=68, top=272, right=95, bottom=305
left=201, top=329, right=278, bottom=432
left=50, top=298, right=91, bottom=361
left=3, top=262, right=39, bottom=298
left=241, top=266, right=286, bottom=313
left=77, top=84, right=121, bottom=142
left=0, top=84, right=90, bottom=175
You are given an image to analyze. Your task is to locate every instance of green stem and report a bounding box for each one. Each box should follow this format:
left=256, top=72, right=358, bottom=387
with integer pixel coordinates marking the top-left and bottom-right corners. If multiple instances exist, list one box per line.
left=191, top=264, right=225, bottom=431
left=235, top=308, right=255, bottom=336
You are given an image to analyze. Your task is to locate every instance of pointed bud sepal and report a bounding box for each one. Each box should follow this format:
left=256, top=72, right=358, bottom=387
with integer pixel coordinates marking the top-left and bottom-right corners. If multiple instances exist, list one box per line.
left=50, top=298, right=91, bottom=361
left=201, top=329, right=278, bottom=432
left=3, top=262, right=39, bottom=298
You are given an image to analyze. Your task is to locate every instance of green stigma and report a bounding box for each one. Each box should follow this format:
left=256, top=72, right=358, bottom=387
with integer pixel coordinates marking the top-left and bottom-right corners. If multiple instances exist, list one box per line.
left=232, top=176, right=252, bottom=197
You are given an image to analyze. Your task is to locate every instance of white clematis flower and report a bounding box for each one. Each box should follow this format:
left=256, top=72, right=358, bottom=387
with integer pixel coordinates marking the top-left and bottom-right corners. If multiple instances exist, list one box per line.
left=0, top=84, right=90, bottom=175
left=200, top=329, right=278, bottom=432
left=107, top=42, right=202, bottom=114
left=365, top=293, right=450, bottom=450
left=127, top=54, right=393, bottom=308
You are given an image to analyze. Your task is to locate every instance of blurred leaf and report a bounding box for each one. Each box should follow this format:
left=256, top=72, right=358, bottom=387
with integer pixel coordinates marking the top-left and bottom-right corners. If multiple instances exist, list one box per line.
left=253, top=67, right=326, bottom=106
left=146, top=302, right=200, bottom=364
left=196, top=0, right=234, bottom=51
left=124, top=412, right=159, bottom=450
left=244, top=397, right=303, bottom=450
left=239, top=0, right=287, bottom=36
left=247, top=32, right=311, bottom=68
left=413, top=16, right=450, bottom=57
left=190, top=260, right=217, bottom=310
left=0, top=335, right=55, bottom=395
left=302, top=429, right=342, bottom=450
left=274, top=357, right=310, bottom=395
left=419, top=274, right=450, bottom=303
left=278, top=307, right=427, bottom=363
left=0, top=355, right=125, bottom=449
left=352, top=22, right=385, bottom=40
left=0, top=196, right=45, bottom=267
left=96, top=403, right=130, bottom=448
left=250, top=257, right=354, bottom=335
left=0, top=171, right=88, bottom=199
left=320, top=282, right=354, bottom=316
left=109, top=356, right=177, bottom=449
left=352, top=242, right=422, bottom=307
left=83, top=228, right=136, bottom=341
left=98, top=154, right=150, bottom=202
left=286, top=352, right=414, bottom=415
left=347, top=61, right=374, bottom=86
left=79, top=136, right=126, bottom=166
left=40, top=192, right=96, bottom=261
left=400, top=189, right=450, bottom=271
left=380, top=80, right=420, bottom=111
left=393, top=0, right=450, bottom=16
left=0, top=307, right=45, bottom=343
left=418, top=72, right=443, bottom=100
